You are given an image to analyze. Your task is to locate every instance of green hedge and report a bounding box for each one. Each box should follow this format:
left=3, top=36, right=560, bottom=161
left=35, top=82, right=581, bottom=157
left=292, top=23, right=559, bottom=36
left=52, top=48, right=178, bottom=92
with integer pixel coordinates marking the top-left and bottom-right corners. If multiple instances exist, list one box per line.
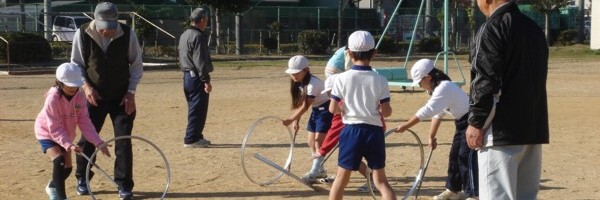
left=232, top=43, right=299, bottom=55
left=0, top=32, right=52, bottom=63
left=297, top=30, right=329, bottom=55
left=557, top=29, right=577, bottom=46
left=418, top=37, right=442, bottom=53
left=374, top=35, right=400, bottom=54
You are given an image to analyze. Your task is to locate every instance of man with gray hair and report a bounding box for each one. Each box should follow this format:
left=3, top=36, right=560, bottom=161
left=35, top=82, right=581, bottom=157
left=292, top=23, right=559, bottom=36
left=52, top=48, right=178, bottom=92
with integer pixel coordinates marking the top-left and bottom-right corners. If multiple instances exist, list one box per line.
left=70, top=2, right=143, bottom=200
left=179, top=8, right=214, bottom=148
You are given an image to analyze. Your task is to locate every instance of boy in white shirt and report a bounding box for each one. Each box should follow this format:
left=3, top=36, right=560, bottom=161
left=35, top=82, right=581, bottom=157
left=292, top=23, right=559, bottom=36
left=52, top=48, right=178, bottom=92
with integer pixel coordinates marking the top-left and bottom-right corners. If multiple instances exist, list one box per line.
left=328, top=30, right=396, bottom=200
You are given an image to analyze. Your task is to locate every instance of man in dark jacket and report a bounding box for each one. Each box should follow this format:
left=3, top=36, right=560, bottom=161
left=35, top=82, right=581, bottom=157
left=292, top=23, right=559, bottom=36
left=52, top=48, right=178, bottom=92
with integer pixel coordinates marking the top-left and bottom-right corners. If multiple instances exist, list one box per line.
left=467, top=0, right=549, bottom=199
left=70, top=2, right=143, bottom=200
left=179, top=7, right=213, bottom=148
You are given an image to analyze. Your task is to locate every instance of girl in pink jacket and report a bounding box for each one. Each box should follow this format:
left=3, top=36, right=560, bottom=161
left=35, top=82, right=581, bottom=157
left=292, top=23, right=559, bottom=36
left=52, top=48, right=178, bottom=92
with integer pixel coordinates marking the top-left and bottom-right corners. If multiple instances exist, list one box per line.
left=35, top=63, right=110, bottom=200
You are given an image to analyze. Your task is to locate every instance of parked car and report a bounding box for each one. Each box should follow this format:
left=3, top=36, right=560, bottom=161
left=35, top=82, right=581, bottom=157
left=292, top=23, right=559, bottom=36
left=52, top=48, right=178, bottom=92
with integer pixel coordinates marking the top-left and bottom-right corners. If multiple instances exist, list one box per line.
left=52, top=15, right=91, bottom=42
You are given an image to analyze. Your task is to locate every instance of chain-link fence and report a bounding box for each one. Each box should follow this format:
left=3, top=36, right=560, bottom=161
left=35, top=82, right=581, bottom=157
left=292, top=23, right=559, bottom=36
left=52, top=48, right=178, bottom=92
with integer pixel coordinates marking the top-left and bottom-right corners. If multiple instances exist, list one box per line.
left=0, top=2, right=581, bottom=58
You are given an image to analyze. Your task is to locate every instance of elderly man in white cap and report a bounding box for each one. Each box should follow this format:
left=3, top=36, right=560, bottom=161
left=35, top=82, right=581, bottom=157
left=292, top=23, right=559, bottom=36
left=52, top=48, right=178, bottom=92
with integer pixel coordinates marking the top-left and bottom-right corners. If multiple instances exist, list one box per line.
left=70, top=2, right=143, bottom=200
left=178, top=7, right=214, bottom=148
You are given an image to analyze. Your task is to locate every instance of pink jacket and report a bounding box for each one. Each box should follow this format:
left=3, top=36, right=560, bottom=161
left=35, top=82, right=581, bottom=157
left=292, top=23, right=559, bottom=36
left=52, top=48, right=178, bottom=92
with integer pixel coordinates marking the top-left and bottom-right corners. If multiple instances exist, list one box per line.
left=35, top=87, right=103, bottom=150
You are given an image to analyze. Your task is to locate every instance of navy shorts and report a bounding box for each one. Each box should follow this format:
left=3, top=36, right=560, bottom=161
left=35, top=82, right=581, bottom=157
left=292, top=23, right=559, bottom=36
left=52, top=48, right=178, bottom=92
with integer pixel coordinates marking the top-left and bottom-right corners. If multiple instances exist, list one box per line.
left=306, top=101, right=333, bottom=133
left=38, top=139, right=65, bottom=153
left=338, top=124, right=386, bottom=170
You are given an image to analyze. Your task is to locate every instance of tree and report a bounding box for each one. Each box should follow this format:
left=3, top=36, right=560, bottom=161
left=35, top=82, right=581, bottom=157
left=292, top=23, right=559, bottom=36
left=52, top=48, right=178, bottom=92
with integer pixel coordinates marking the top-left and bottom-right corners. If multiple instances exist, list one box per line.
left=132, top=6, right=153, bottom=47
left=532, top=0, right=572, bottom=46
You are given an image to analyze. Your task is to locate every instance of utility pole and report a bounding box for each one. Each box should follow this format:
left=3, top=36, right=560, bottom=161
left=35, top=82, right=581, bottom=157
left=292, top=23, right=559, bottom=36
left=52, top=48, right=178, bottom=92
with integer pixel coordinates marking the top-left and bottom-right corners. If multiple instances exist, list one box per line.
left=337, top=0, right=344, bottom=48
left=19, top=0, right=25, bottom=32
left=44, top=0, right=52, bottom=40
left=425, top=0, right=432, bottom=37
left=235, top=13, right=243, bottom=55
left=577, top=0, right=585, bottom=43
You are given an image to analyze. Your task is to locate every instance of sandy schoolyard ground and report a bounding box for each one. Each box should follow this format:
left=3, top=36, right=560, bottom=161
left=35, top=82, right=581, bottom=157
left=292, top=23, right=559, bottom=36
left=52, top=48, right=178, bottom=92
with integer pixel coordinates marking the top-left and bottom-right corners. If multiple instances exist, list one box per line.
left=1, top=57, right=599, bottom=199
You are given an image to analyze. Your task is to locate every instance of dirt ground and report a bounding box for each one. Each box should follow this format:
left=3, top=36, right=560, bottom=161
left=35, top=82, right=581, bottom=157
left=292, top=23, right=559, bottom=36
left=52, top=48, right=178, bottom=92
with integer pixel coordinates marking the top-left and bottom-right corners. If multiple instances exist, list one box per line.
left=1, top=57, right=599, bottom=200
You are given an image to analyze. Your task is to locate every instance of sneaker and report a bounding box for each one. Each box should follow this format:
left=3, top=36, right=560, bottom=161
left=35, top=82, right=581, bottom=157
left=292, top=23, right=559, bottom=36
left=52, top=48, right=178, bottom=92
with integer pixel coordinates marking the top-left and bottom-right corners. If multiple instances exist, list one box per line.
left=76, top=179, right=89, bottom=195
left=318, top=177, right=335, bottom=185
left=466, top=197, right=479, bottom=200
left=200, top=138, right=211, bottom=145
left=433, top=189, right=466, bottom=200
left=357, top=181, right=378, bottom=193
left=119, top=189, right=133, bottom=200
left=45, top=181, right=59, bottom=200
left=314, top=168, right=328, bottom=179
left=183, top=139, right=209, bottom=148
left=300, top=172, right=319, bottom=184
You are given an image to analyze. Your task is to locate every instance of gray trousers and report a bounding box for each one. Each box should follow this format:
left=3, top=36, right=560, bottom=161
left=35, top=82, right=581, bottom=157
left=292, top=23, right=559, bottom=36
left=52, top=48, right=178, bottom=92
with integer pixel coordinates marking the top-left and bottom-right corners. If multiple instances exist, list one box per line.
left=478, top=142, right=542, bottom=200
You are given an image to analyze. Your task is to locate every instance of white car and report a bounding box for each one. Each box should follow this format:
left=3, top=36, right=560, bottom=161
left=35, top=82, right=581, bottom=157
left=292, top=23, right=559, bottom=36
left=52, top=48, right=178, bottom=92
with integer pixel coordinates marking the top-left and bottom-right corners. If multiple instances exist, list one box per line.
left=52, top=15, right=91, bottom=42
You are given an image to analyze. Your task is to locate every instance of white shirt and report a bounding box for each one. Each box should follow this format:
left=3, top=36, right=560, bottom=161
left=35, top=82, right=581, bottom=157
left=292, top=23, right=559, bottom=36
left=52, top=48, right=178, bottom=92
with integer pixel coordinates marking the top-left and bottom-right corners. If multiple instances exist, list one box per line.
left=302, top=75, right=329, bottom=107
left=331, top=66, right=390, bottom=126
left=415, top=80, right=469, bottom=120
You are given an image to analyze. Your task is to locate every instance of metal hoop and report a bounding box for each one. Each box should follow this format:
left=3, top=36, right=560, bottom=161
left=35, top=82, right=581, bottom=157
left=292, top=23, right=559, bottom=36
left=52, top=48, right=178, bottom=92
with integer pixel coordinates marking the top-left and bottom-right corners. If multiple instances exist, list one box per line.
left=241, top=116, right=295, bottom=186
left=85, top=135, right=171, bottom=200
left=365, top=129, right=424, bottom=200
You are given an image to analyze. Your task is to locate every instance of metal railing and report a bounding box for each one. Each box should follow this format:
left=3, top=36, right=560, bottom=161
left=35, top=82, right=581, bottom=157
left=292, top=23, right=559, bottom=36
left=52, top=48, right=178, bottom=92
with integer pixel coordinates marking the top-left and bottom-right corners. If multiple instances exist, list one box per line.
left=0, top=36, right=9, bottom=68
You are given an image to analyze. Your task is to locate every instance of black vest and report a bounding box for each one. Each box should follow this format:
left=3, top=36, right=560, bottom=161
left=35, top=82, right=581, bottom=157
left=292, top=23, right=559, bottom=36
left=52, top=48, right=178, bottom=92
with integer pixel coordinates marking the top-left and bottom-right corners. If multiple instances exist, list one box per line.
left=80, top=23, right=131, bottom=102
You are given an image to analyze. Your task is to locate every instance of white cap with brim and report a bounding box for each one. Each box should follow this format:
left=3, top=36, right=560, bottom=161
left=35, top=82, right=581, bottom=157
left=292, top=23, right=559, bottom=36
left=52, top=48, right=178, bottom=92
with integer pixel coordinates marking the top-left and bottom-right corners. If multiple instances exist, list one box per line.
left=94, top=2, right=118, bottom=30
left=321, top=74, right=338, bottom=94
left=348, top=30, right=375, bottom=52
left=56, top=63, right=84, bottom=87
left=411, top=59, right=435, bottom=86
left=285, top=55, right=309, bottom=74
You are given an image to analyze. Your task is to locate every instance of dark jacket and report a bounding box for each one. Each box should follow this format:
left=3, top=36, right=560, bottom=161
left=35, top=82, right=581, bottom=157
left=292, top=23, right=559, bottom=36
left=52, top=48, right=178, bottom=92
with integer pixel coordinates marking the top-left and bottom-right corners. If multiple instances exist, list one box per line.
left=178, top=27, right=213, bottom=83
left=80, top=23, right=131, bottom=102
left=468, top=2, right=549, bottom=146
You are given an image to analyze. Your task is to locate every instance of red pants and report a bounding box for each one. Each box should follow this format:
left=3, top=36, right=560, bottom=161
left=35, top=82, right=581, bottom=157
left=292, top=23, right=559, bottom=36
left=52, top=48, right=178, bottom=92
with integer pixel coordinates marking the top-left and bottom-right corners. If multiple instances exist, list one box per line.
left=319, top=114, right=386, bottom=156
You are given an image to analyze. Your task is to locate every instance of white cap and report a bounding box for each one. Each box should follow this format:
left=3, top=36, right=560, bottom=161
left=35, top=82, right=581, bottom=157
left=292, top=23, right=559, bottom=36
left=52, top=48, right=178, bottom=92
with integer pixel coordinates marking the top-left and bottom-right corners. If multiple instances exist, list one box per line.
left=56, top=63, right=84, bottom=87
left=285, top=55, right=309, bottom=74
left=411, top=59, right=435, bottom=86
left=321, top=74, right=338, bottom=94
left=347, top=31, right=375, bottom=52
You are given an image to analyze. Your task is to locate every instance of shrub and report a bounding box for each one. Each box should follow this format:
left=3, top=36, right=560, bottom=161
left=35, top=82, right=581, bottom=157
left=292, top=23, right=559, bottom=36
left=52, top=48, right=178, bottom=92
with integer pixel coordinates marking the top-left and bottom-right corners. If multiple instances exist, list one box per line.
left=418, top=37, right=442, bottom=53
left=557, top=29, right=577, bottom=46
left=374, top=35, right=399, bottom=54
left=144, top=45, right=177, bottom=57
left=50, top=41, right=71, bottom=58
left=241, top=43, right=299, bottom=55
left=0, top=32, right=52, bottom=63
left=280, top=43, right=299, bottom=54
left=297, top=30, right=329, bottom=55
left=263, top=37, right=277, bottom=50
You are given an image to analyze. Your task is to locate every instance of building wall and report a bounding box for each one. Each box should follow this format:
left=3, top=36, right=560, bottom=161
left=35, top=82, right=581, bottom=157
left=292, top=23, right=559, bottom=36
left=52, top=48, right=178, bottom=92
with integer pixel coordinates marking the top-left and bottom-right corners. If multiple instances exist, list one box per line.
left=591, top=0, right=599, bottom=49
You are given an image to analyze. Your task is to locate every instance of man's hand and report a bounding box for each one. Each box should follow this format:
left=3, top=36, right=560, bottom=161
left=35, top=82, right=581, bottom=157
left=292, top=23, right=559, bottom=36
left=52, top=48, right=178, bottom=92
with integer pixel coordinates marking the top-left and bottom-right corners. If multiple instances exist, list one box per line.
left=121, top=92, right=136, bottom=115
left=466, top=125, right=485, bottom=149
left=83, top=83, right=101, bottom=106
left=204, top=83, right=212, bottom=93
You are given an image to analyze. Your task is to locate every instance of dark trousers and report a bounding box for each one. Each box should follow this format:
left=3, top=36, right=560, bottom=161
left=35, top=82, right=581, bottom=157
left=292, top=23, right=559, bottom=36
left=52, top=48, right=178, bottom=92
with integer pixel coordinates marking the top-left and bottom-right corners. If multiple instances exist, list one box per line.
left=75, top=99, right=136, bottom=191
left=445, top=114, right=478, bottom=197
left=183, top=71, right=209, bottom=144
